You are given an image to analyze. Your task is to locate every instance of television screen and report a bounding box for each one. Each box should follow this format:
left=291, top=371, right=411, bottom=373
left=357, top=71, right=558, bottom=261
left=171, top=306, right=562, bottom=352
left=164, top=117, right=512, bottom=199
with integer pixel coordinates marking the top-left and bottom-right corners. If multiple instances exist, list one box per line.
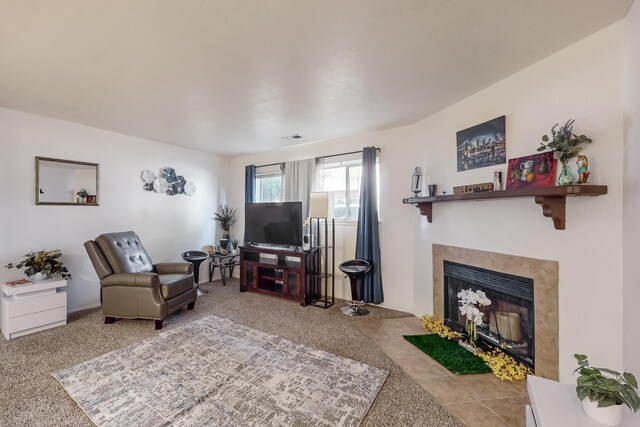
left=244, top=202, right=303, bottom=246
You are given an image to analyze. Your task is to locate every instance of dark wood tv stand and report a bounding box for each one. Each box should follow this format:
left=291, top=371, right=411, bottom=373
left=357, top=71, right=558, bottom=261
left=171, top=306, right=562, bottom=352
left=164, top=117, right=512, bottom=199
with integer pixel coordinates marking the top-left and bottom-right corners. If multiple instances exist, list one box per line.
left=239, top=246, right=307, bottom=305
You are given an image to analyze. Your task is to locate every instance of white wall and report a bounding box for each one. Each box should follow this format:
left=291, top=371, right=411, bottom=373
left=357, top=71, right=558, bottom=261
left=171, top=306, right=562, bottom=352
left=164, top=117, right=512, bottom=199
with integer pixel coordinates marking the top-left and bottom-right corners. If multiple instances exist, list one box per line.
left=413, top=23, right=624, bottom=382
left=623, top=0, right=640, bottom=376
left=230, top=22, right=626, bottom=382
left=0, top=107, right=229, bottom=312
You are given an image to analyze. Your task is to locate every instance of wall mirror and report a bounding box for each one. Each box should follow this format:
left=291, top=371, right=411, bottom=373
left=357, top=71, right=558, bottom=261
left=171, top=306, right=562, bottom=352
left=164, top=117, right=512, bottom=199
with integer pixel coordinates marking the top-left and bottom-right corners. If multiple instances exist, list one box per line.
left=36, top=157, right=99, bottom=206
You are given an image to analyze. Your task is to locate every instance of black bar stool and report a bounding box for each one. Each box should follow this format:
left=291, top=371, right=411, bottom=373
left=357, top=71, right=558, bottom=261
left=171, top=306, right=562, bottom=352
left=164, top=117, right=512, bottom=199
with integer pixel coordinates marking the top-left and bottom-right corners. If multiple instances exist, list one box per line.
left=181, top=251, right=209, bottom=296
left=339, top=259, right=371, bottom=316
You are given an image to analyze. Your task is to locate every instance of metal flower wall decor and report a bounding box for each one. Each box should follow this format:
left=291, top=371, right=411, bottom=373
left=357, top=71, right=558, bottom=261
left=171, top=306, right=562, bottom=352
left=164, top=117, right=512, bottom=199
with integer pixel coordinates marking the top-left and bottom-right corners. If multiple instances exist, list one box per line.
left=140, top=167, right=196, bottom=196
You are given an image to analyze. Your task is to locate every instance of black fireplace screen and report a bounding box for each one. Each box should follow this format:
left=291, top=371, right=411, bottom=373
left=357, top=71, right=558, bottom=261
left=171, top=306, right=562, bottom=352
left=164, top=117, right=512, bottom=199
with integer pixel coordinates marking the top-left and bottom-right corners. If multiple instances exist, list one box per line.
left=443, top=261, right=535, bottom=369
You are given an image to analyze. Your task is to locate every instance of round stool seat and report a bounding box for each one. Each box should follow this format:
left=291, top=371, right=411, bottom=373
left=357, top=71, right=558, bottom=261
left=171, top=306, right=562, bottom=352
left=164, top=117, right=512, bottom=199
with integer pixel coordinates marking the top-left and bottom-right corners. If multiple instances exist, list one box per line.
left=181, top=250, right=209, bottom=295
left=339, top=259, right=371, bottom=276
left=181, top=251, right=209, bottom=262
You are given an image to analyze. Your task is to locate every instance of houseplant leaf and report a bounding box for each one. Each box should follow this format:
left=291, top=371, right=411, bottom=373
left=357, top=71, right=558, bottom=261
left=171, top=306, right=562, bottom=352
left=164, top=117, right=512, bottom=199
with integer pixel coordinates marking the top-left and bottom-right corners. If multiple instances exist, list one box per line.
left=598, top=397, right=618, bottom=408
left=620, top=385, right=640, bottom=412
left=623, top=372, right=638, bottom=389
left=596, top=367, right=622, bottom=377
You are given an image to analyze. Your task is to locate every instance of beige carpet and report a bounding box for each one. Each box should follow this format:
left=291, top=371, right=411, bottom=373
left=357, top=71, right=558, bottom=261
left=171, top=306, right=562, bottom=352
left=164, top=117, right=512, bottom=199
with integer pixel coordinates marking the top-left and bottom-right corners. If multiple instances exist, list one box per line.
left=1, top=279, right=461, bottom=427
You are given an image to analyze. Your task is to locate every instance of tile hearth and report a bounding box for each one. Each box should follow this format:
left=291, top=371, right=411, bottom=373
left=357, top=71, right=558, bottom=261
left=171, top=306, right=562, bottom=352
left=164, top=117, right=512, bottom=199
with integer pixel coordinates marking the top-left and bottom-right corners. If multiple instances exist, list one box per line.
left=357, top=317, right=528, bottom=427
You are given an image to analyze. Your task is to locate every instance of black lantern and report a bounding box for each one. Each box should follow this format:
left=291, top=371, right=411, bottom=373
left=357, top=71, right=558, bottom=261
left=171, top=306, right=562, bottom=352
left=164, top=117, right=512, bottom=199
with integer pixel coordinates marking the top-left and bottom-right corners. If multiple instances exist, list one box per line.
left=411, top=167, right=422, bottom=196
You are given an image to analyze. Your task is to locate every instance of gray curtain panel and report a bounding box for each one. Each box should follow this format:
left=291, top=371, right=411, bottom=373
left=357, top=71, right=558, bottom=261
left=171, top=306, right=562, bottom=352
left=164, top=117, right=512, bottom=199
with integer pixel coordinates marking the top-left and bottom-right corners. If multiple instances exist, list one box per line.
left=355, top=147, right=383, bottom=304
left=284, top=159, right=316, bottom=218
left=245, top=165, right=256, bottom=204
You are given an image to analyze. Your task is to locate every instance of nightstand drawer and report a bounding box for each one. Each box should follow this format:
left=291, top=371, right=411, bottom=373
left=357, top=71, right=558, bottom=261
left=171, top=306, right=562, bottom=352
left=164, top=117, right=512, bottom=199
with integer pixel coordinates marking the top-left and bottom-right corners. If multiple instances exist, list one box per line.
left=9, top=306, right=67, bottom=333
left=4, top=291, right=67, bottom=318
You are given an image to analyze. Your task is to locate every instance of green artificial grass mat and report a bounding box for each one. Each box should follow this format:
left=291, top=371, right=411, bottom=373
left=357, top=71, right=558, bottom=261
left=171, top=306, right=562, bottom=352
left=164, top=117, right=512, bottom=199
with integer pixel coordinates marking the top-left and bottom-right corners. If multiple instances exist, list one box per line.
left=403, top=334, right=492, bottom=375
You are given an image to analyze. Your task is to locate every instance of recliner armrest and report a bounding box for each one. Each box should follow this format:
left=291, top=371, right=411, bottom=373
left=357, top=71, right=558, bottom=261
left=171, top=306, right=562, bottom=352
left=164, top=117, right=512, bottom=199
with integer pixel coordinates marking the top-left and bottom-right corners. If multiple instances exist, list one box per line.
left=101, top=272, right=159, bottom=288
left=154, top=262, right=193, bottom=275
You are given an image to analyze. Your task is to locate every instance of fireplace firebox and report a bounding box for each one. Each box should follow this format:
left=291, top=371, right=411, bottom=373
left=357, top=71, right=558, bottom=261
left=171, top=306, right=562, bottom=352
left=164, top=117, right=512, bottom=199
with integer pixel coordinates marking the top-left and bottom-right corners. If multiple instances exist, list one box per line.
left=443, top=261, right=535, bottom=370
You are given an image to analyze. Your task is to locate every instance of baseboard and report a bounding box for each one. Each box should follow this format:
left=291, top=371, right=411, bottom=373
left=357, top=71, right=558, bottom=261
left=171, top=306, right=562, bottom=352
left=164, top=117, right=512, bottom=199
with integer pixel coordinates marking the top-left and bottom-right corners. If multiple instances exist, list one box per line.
left=67, top=303, right=101, bottom=314
left=375, top=302, right=414, bottom=315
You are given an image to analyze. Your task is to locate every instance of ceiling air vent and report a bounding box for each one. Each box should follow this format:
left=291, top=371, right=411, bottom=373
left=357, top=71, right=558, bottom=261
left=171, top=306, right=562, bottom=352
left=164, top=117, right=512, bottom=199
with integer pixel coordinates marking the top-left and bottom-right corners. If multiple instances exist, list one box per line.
left=282, top=134, right=302, bottom=141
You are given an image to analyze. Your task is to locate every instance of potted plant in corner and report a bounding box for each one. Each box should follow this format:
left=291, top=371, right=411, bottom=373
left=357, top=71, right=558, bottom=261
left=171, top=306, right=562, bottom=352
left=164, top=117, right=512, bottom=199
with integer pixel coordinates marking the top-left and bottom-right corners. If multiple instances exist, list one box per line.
left=537, top=119, right=592, bottom=185
left=231, top=239, right=240, bottom=255
left=212, top=204, right=236, bottom=250
left=5, top=250, right=72, bottom=281
left=574, top=354, right=640, bottom=426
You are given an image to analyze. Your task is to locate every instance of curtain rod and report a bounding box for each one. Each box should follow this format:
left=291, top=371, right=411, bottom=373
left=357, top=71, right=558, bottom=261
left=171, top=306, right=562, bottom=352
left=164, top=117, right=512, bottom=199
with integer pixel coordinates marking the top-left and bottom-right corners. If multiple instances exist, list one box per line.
left=254, top=147, right=382, bottom=168
left=254, top=162, right=283, bottom=169
left=316, top=147, right=381, bottom=161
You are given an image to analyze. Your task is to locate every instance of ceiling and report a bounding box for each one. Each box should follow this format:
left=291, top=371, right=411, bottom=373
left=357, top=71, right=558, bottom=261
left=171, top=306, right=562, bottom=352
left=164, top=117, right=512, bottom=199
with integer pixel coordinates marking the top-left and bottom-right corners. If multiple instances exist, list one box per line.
left=0, top=1, right=633, bottom=156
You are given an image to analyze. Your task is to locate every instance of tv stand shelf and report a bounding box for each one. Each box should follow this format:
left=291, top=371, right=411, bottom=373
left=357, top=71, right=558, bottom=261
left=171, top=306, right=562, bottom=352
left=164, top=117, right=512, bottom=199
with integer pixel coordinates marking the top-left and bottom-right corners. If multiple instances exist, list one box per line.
left=403, top=185, right=607, bottom=230
left=239, top=246, right=307, bottom=305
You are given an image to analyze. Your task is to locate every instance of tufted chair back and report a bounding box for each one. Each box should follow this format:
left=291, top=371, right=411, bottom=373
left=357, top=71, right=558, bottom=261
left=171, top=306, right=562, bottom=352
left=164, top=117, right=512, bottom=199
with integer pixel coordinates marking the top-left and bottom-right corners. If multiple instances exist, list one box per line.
left=94, top=231, right=154, bottom=274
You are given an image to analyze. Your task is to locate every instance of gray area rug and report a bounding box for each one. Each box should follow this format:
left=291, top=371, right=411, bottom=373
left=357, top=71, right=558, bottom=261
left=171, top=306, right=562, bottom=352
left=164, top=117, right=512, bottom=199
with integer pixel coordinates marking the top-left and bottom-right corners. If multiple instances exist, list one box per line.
left=53, top=315, right=388, bottom=427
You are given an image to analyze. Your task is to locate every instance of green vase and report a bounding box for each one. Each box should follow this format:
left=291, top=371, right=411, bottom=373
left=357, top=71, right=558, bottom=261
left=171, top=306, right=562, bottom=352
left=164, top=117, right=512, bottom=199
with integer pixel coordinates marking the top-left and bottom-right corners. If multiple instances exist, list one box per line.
left=558, top=160, right=575, bottom=186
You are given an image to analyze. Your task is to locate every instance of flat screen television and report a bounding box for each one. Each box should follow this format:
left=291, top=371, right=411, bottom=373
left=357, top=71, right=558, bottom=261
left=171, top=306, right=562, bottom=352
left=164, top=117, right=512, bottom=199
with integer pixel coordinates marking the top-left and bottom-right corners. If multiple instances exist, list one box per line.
left=244, top=202, right=303, bottom=246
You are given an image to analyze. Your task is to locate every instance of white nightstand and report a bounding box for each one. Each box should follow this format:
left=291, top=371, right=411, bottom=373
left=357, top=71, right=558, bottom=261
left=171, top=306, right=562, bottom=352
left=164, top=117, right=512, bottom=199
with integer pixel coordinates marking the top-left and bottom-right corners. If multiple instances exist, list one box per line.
left=0, top=278, right=67, bottom=339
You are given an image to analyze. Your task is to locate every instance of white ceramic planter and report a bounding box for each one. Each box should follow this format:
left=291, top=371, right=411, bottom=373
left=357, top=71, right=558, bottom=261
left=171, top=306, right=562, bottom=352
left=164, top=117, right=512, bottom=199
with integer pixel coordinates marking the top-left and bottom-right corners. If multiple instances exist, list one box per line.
left=29, top=272, right=50, bottom=281
left=582, top=399, right=623, bottom=426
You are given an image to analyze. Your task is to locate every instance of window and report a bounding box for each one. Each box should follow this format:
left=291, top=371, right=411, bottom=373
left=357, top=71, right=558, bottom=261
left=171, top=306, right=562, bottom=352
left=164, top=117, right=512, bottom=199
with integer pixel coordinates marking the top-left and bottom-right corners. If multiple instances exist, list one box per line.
left=255, top=172, right=284, bottom=203
left=320, top=160, right=362, bottom=220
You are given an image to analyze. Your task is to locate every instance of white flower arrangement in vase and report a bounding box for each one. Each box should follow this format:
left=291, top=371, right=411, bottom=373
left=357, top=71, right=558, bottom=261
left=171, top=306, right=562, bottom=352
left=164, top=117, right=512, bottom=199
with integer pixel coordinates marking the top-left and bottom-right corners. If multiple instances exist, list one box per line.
left=458, top=289, right=491, bottom=348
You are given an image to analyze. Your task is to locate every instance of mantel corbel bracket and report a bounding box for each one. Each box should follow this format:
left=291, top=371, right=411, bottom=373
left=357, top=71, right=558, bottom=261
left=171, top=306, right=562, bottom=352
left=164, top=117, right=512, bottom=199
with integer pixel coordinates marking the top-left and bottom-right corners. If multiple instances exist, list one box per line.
left=416, top=202, right=433, bottom=223
left=534, top=196, right=566, bottom=230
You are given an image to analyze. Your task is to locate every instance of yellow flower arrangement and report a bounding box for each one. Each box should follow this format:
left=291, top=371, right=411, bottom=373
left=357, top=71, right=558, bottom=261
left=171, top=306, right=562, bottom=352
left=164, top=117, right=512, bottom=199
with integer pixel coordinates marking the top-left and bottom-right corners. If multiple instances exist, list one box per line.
left=476, top=347, right=531, bottom=381
left=420, top=314, right=463, bottom=340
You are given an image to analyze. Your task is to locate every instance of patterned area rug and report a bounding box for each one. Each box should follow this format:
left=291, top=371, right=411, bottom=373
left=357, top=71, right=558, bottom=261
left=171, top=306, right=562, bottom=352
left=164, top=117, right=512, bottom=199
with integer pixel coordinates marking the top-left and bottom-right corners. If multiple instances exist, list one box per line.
left=53, top=315, right=388, bottom=427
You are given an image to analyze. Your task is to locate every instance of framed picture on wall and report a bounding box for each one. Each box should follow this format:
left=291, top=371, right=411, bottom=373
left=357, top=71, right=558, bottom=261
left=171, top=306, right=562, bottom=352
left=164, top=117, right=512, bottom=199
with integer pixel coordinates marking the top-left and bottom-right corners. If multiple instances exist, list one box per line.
left=505, top=152, right=556, bottom=190
left=456, top=116, right=506, bottom=171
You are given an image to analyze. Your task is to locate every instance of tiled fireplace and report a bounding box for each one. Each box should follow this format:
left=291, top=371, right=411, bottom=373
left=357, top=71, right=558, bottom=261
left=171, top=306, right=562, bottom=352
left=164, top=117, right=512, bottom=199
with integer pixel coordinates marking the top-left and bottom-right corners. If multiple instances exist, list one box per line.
left=433, top=244, right=559, bottom=380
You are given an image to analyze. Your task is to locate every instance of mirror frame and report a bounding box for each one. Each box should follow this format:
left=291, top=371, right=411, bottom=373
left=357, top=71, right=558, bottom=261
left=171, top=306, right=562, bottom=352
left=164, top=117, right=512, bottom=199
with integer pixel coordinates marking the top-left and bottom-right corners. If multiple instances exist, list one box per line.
left=35, top=156, right=100, bottom=206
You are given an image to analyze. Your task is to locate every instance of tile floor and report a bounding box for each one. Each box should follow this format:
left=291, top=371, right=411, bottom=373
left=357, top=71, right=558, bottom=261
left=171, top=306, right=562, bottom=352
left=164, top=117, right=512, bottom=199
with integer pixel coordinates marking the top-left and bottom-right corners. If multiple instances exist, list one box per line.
left=356, top=316, right=529, bottom=427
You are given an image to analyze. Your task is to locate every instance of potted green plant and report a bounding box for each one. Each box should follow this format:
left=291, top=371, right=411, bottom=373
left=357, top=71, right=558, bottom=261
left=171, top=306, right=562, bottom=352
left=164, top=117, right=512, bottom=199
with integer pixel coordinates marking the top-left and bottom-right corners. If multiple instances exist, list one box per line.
left=231, top=239, right=240, bottom=255
left=537, top=119, right=592, bottom=185
left=212, top=204, right=236, bottom=248
left=5, top=250, right=72, bottom=281
left=76, top=188, right=88, bottom=203
left=574, top=354, right=640, bottom=426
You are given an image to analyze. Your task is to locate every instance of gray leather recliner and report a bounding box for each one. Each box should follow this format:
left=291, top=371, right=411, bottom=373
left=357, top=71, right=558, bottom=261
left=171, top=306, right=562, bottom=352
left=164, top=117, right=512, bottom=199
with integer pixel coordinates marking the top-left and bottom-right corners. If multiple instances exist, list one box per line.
left=84, top=231, right=197, bottom=329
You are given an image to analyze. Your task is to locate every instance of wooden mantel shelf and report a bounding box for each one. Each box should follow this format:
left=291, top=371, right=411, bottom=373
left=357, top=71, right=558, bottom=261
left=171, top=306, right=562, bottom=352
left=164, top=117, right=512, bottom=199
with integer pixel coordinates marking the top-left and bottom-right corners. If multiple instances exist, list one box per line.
left=402, top=185, right=607, bottom=230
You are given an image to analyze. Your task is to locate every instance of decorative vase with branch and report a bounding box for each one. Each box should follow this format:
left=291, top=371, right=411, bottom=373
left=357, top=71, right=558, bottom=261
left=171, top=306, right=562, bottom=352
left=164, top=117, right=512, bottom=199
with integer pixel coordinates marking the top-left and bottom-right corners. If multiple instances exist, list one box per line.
left=537, top=119, right=592, bottom=185
left=212, top=204, right=236, bottom=238
left=458, top=289, right=491, bottom=348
